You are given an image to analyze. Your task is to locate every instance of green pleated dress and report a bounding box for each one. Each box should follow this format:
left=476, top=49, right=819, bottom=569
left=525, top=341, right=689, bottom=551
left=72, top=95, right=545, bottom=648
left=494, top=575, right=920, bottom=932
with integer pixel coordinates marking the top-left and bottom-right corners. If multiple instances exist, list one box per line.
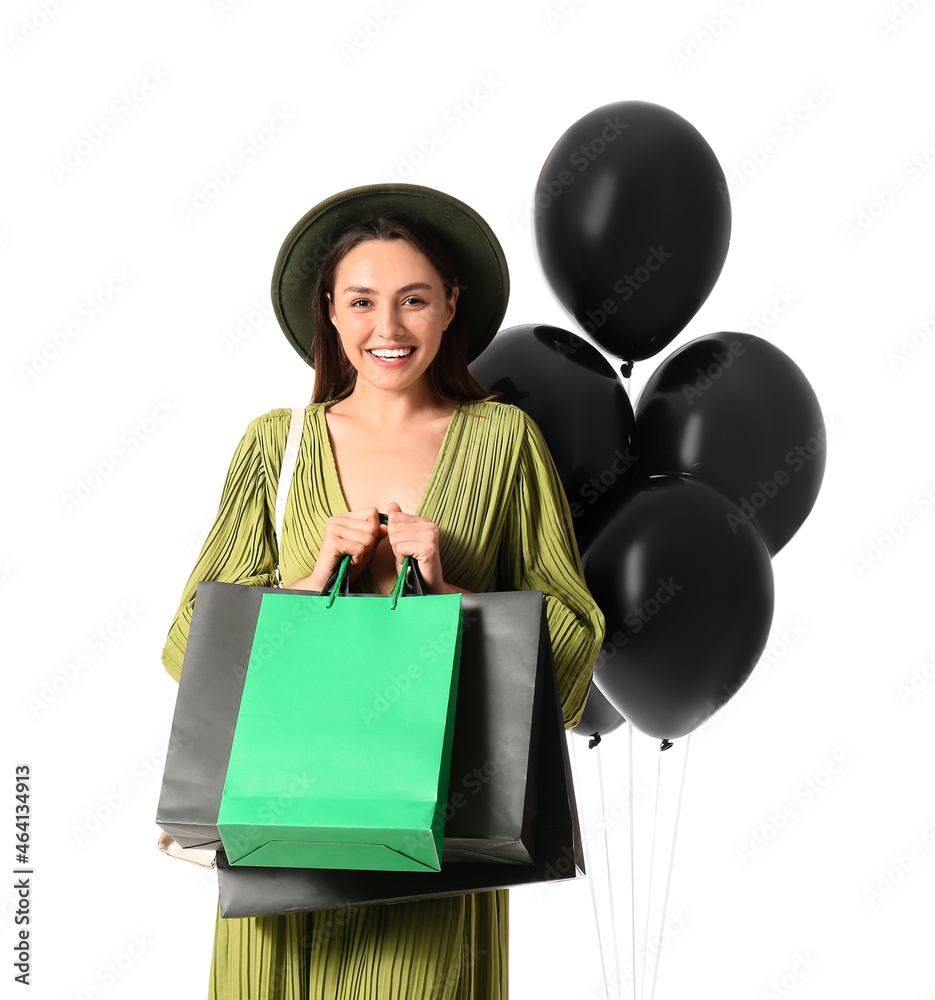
left=162, top=400, right=605, bottom=1000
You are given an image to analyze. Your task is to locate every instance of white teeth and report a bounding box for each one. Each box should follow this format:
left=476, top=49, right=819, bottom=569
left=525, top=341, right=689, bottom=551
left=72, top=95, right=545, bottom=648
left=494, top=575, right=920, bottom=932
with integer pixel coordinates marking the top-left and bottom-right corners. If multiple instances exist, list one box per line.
left=369, top=348, right=413, bottom=358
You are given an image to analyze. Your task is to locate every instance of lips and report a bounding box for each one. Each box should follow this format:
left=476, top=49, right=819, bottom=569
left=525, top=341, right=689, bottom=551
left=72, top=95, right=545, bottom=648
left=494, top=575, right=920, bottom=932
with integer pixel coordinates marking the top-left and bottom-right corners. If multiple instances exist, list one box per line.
left=366, top=346, right=417, bottom=369
left=368, top=347, right=414, bottom=359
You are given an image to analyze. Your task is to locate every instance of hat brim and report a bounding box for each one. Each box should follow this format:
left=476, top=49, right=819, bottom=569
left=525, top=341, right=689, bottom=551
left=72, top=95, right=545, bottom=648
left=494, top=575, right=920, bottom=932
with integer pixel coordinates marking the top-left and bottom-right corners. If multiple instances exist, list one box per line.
left=271, top=183, right=510, bottom=366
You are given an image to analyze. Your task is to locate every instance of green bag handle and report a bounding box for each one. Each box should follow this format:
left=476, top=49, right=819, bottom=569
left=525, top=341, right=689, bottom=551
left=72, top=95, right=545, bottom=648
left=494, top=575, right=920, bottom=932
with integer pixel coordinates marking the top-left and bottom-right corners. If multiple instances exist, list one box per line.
left=390, top=556, right=412, bottom=610
left=326, top=555, right=352, bottom=609
left=324, top=512, right=423, bottom=610
left=326, top=553, right=413, bottom=611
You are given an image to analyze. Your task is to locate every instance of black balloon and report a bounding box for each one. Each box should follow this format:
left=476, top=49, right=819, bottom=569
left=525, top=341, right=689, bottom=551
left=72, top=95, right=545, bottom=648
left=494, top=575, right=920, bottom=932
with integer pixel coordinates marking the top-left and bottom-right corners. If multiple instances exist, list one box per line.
left=633, top=332, right=825, bottom=556
left=584, top=476, right=773, bottom=740
left=471, top=324, right=636, bottom=553
left=534, top=101, right=731, bottom=364
left=571, top=681, right=626, bottom=742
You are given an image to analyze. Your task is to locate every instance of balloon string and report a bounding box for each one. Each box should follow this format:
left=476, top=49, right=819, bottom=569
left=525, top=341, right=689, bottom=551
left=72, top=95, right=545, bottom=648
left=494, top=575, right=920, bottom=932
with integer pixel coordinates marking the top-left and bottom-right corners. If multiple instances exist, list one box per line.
left=596, top=740, right=622, bottom=992
left=640, top=743, right=663, bottom=1000
left=628, top=724, right=637, bottom=1000
left=648, top=735, right=691, bottom=1000
left=571, top=733, right=611, bottom=1000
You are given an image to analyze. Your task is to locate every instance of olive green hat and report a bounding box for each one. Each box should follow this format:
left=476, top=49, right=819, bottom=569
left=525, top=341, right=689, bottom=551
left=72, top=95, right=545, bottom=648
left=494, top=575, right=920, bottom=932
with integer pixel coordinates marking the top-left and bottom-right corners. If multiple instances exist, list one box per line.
left=271, top=183, right=510, bottom=365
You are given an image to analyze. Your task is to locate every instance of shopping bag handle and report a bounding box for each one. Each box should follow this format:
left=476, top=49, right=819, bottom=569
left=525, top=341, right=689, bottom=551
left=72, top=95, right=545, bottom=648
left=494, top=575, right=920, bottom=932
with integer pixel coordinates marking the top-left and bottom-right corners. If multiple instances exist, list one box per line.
left=322, top=514, right=427, bottom=605
left=326, top=554, right=422, bottom=609
left=390, top=556, right=410, bottom=610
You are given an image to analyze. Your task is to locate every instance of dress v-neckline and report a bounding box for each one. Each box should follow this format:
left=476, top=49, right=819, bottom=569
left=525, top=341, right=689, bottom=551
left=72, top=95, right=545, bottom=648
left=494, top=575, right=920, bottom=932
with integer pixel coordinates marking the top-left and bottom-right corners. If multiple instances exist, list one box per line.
left=316, top=402, right=461, bottom=594
left=317, top=401, right=461, bottom=522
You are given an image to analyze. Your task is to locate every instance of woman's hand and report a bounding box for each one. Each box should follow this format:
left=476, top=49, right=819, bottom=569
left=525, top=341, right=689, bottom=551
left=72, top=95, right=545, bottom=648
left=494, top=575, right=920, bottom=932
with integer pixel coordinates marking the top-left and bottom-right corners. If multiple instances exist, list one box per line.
left=385, top=501, right=450, bottom=594
left=286, top=507, right=386, bottom=592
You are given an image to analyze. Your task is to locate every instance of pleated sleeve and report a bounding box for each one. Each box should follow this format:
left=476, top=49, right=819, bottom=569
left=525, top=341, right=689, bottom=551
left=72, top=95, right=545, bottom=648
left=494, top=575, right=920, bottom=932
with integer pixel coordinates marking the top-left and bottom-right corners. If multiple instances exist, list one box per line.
left=161, top=417, right=278, bottom=683
left=497, top=411, right=605, bottom=730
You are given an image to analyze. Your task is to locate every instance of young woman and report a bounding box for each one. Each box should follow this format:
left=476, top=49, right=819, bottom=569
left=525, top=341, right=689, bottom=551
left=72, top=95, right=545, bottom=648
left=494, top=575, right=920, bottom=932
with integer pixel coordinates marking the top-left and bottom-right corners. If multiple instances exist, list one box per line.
left=162, top=183, right=604, bottom=999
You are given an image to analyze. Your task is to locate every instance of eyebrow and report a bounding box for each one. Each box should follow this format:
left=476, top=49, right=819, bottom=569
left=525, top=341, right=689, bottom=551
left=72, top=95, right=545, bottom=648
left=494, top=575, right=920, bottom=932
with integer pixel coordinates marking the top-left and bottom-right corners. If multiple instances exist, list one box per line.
left=340, top=283, right=433, bottom=296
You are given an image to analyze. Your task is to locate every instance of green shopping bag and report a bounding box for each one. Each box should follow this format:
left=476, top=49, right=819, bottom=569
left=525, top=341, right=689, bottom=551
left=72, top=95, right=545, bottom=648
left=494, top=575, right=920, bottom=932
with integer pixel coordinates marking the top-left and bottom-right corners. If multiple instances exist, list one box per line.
left=217, top=556, right=463, bottom=872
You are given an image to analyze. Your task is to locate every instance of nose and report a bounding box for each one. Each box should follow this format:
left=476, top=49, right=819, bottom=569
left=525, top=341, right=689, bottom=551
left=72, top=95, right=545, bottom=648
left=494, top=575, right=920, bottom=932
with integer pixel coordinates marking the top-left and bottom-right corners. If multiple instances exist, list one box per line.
left=375, top=301, right=405, bottom=339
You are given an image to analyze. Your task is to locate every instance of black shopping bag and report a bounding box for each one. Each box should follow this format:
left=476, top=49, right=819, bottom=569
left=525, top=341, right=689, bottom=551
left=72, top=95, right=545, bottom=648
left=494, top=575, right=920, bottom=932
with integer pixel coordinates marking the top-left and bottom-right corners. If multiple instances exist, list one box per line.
left=157, top=583, right=549, bottom=865
left=215, top=607, right=584, bottom=916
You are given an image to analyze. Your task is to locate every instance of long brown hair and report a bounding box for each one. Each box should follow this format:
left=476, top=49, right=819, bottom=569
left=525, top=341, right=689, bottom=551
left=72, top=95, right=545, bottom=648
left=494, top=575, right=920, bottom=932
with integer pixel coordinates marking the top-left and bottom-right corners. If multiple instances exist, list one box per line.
left=310, top=214, right=495, bottom=406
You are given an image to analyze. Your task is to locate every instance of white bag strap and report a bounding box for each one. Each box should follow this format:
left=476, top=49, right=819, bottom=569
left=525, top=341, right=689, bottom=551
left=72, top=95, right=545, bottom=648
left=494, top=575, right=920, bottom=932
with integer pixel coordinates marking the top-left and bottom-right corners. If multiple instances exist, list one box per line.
left=274, top=406, right=306, bottom=586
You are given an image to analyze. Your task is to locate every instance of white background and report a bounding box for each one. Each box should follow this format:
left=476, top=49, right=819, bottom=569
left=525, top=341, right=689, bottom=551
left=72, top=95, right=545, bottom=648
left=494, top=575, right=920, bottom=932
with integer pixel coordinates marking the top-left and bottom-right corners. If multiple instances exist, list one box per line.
left=3, top=1, right=934, bottom=998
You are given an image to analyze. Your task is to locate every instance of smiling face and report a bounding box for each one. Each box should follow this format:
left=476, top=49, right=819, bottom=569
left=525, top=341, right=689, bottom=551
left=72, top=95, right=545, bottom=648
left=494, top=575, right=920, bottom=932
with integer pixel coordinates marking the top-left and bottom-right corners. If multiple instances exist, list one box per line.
left=326, top=238, right=458, bottom=397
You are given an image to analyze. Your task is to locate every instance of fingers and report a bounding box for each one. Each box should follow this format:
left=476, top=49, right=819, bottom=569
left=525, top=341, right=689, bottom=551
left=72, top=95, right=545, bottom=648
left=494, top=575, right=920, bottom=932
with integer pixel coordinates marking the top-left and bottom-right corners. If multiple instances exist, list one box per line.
left=385, top=509, right=444, bottom=591
left=386, top=525, right=439, bottom=559
left=309, top=509, right=388, bottom=591
left=321, top=513, right=381, bottom=565
left=344, top=506, right=381, bottom=523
